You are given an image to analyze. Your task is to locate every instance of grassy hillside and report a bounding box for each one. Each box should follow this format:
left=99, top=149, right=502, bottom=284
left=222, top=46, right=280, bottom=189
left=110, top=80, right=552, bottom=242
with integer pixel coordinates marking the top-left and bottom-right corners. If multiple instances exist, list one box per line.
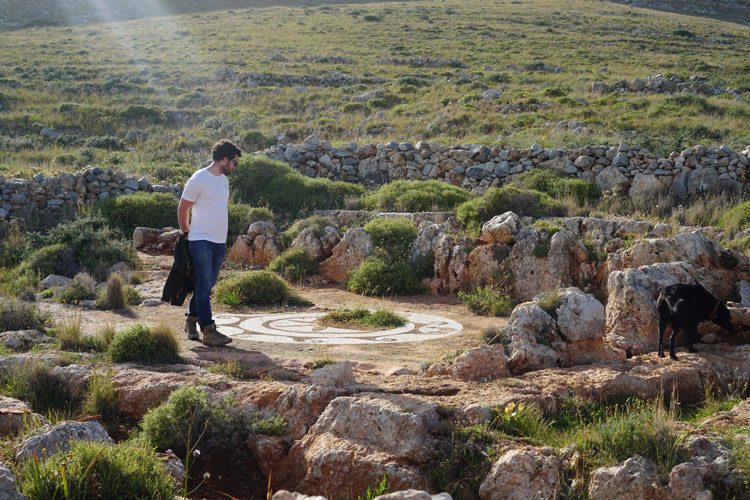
left=0, top=0, right=749, bottom=179
left=609, top=0, right=750, bottom=26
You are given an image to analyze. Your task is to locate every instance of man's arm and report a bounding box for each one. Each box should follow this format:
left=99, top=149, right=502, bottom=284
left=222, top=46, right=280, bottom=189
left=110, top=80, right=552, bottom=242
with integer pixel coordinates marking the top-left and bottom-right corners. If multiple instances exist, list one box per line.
left=177, top=198, right=194, bottom=234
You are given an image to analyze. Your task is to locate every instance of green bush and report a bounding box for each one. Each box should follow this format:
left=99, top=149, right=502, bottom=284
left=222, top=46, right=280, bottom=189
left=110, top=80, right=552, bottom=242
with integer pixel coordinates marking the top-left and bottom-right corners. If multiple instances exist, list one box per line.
left=228, top=203, right=274, bottom=243
left=0, top=362, right=78, bottom=414
left=215, top=270, right=310, bottom=306
left=509, top=168, right=599, bottom=206
left=0, top=221, right=29, bottom=268
left=342, top=102, right=368, bottom=113
left=268, top=248, right=319, bottom=281
left=362, top=180, right=473, bottom=212
left=456, top=185, right=566, bottom=234
left=108, top=324, right=180, bottom=365
left=120, top=104, right=163, bottom=124
left=230, top=156, right=364, bottom=214
left=56, top=273, right=97, bottom=304
left=363, top=217, right=418, bottom=262
left=320, top=308, right=407, bottom=328
left=719, top=201, right=750, bottom=235
left=96, top=273, right=126, bottom=310
left=82, top=373, right=120, bottom=428
left=0, top=297, right=50, bottom=332
left=96, top=192, right=178, bottom=238
left=26, top=244, right=78, bottom=278
left=140, top=386, right=250, bottom=458
left=240, top=130, right=274, bottom=152
left=347, top=257, right=424, bottom=296
left=20, top=440, right=176, bottom=499
left=44, top=214, right=138, bottom=280
left=458, top=286, right=514, bottom=316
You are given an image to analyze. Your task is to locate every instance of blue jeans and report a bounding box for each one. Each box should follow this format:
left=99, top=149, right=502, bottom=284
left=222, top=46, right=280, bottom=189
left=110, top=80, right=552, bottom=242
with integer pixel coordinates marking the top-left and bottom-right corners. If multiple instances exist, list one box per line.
left=187, top=240, right=226, bottom=328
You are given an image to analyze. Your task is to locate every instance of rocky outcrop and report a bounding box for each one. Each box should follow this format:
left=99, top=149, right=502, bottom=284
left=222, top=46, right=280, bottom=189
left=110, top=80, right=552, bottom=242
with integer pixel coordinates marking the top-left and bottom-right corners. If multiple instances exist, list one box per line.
left=588, top=455, right=665, bottom=499
left=424, top=344, right=509, bottom=382
left=228, top=221, right=282, bottom=266
left=479, top=447, right=562, bottom=500
left=504, top=288, right=612, bottom=374
left=0, top=396, right=46, bottom=436
left=280, top=393, right=440, bottom=498
left=320, top=227, right=373, bottom=283
left=291, top=226, right=342, bottom=262
left=591, top=74, right=741, bottom=97
left=15, top=420, right=113, bottom=462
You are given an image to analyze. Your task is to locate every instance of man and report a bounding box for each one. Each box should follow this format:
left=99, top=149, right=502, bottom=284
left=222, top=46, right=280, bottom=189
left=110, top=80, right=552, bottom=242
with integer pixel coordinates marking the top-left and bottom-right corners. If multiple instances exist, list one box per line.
left=177, top=139, right=241, bottom=347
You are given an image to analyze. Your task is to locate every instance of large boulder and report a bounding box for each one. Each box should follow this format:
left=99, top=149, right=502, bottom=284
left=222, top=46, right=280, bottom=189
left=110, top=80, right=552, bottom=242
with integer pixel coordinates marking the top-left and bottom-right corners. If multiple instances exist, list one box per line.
left=0, top=396, right=46, bottom=436
left=280, top=393, right=440, bottom=497
left=228, top=221, right=282, bottom=267
left=596, top=166, right=629, bottom=193
left=479, top=447, right=562, bottom=500
left=510, top=228, right=588, bottom=301
left=15, top=420, right=113, bottom=462
left=504, top=303, right=560, bottom=374
left=292, top=226, right=342, bottom=262
left=466, top=243, right=511, bottom=288
left=480, top=211, right=523, bottom=244
left=0, top=330, right=53, bottom=352
left=605, top=262, right=706, bottom=356
left=320, top=227, right=373, bottom=283
left=427, top=234, right=472, bottom=294
left=628, top=173, right=664, bottom=199
left=424, top=344, right=510, bottom=381
left=588, top=455, right=665, bottom=500
left=0, top=463, right=24, bottom=499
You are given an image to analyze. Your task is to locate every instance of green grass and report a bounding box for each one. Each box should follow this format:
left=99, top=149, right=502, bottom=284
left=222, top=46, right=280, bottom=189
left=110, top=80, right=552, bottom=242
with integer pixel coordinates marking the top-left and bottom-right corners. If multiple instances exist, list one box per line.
left=108, top=324, right=181, bottom=365
left=347, top=257, right=424, bottom=296
left=319, top=308, right=407, bottom=328
left=457, top=286, right=515, bottom=317
left=267, top=248, right=319, bottom=281
left=362, top=179, right=473, bottom=212
left=215, top=270, right=311, bottom=306
left=19, top=440, right=177, bottom=499
left=0, top=0, right=749, bottom=180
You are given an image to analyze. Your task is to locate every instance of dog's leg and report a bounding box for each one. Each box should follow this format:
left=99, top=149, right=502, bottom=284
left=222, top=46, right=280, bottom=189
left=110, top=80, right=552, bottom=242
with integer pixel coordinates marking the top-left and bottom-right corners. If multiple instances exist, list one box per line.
left=685, top=322, right=699, bottom=353
left=658, top=298, right=669, bottom=358
left=670, top=299, right=687, bottom=360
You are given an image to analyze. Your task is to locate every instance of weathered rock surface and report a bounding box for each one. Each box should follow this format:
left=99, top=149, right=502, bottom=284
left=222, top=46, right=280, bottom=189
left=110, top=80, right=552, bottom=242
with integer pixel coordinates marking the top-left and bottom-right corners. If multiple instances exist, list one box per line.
left=480, top=211, right=523, bottom=244
left=425, top=344, right=509, bottom=382
left=0, top=330, right=53, bottom=352
left=479, top=447, right=561, bottom=500
left=0, top=462, right=24, bottom=499
left=281, top=393, right=440, bottom=498
left=588, top=455, right=664, bottom=499
left=15, top=420, right=113, bottom=462
left=228, top=221, right=282, bottom=266
left=0, top=396, right=46, bottom=436
left=320, top=227, right=373, bottom=283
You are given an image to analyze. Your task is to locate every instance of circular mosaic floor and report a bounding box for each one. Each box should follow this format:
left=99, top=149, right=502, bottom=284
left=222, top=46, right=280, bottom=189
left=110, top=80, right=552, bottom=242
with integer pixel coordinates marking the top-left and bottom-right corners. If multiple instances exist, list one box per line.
left=213, top=312, right=463, bottom=344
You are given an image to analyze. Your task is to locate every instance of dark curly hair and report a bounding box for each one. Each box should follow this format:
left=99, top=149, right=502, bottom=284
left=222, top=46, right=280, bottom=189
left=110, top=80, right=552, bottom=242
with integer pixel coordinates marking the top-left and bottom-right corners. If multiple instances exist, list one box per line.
left=212, top=139, right=242, bottom=162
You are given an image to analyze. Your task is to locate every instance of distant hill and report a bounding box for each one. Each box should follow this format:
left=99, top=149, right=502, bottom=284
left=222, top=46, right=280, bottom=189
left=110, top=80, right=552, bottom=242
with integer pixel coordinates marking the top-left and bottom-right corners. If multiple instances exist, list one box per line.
left=608, top=0, right=750, bottom=26
left=0, top=0, right=406, bottom=31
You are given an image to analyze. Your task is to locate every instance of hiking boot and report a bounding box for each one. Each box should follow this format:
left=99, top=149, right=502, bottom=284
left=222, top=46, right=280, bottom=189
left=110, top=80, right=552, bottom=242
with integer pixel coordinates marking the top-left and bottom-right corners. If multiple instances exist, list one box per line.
left=184, top=316, right=200, bottom=341
left=201, top=322, right=232, bottom=347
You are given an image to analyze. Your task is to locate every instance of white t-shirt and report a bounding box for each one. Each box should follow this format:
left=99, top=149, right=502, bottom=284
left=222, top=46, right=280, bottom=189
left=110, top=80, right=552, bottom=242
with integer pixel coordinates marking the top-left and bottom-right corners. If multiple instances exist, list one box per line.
left=181, top=166, right=229, bottom=244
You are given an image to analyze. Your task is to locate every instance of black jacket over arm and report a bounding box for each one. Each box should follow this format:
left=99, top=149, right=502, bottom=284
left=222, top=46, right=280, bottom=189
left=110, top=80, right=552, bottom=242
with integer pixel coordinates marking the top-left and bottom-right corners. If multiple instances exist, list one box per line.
left=161, top=234, right=194, bottom=306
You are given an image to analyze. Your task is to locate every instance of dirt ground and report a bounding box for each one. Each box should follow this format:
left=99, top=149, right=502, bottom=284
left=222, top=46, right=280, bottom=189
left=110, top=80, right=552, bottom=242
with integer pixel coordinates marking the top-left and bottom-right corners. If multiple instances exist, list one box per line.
left=43, top=252, right=505, bottom=372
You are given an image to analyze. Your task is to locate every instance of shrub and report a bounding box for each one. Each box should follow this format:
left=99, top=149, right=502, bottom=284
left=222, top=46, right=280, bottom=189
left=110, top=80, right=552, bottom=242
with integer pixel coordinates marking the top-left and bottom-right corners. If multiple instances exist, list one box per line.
left=251, top=415, right=287, bottom=436
left=97, top=273, right=126, bottom=310
left=458, top=286, right=514, bottom=316
left=96, top=192, right=178, bottom=238
left=26, top=244, right=78, bottom=278
left=719, top=200, right=750, bottom=235
left=268, top=248, right=319, bottom=281
left=363, top=217, right=418, bottom=262
left=228, top=203, right=273, bottom=243
left=120, top=104, right=162, bottom=123
left=240, top=130, right=274, bottom=152
left=347, top=257, right=424, bottom=296
left=108, top=324, right=180, bottom=365
left=85, top=134, right=125, bottom=150
left=56, top=273, right=96, bottom=304
left=342, top=102, right=368, bottom=113
left=0, top=220, right=29, bottom=267
left=230, top=156, right=364, bottom=214
left=320, top=308, right=407, bottom=328
left=140, top=387, right=250, bottom=458
left=456, top=185, right=566, bottom=234
left=0, top=297, right=50, bottom=332
left=362, top=180, right=473, bottom=212
left=82, top=373, right=119, bottom=427
left=20, top=440, right=176, bottom=499
left=490, top=402, right=549, bottom=440
left=510, top=168, right=599, bottom=206
left=215, top=270, right=310, bottom=306
left=45, top=214, right=138, bottom=280
left=0, top=362, right=78, bottom=414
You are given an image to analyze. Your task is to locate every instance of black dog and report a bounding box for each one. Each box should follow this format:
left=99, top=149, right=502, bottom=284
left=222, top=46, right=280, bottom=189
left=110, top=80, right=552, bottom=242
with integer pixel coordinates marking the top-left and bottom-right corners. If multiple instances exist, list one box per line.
left=657, top=283, right=734, bottom=360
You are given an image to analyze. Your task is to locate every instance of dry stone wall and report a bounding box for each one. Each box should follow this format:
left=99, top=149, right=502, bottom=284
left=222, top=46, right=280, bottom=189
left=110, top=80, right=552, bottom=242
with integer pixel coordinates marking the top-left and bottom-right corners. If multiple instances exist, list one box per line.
left=3, top=138, right=750, bottom=223
left=264, top=136, right=750, bottom=196
left=0, top=166, right=181, bottom=222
